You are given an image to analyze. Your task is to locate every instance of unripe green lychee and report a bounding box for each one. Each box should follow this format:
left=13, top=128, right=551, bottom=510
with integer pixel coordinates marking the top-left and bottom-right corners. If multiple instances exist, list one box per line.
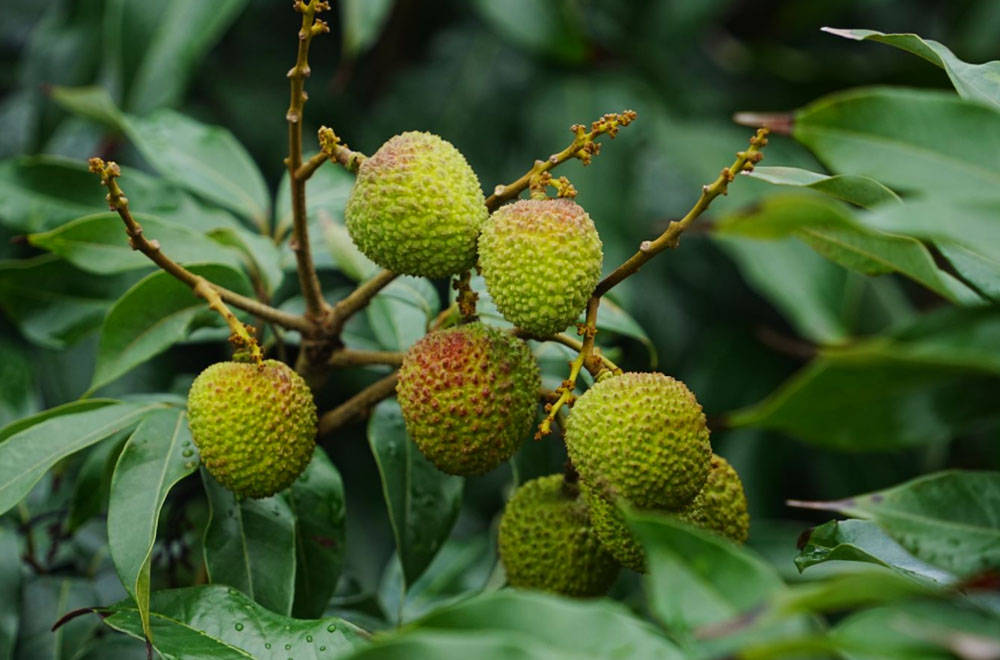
left=582, top=455, right=750, bottom=573
left=187, top=360, right=317, bottom=499
left=396, top=322, right=540, bottom=475
left=478, top=198, right=603, bottom=337
left=344, top=131, right=488, bottom=278
left=565, top=372, right=711, bottom=510
left=498, top=474, right=620, bottom=597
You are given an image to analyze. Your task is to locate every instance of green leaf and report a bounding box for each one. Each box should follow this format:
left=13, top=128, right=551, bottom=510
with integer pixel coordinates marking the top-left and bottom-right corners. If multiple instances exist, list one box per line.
left=823, top=28, right=1000, bottom=109
left=628, top=510, right=785, bottom=632
left=320, top=217, right=376, bottom=280
left=276, top=162, right=356, bottom=244
left=471, top=0, right=587, bottom=63
left=341, top=630, right=575, bottom=660
left=202, top=471, right=297, bottom=616
left=340, top=0, right=394, bottom=58
left=65, top=433, right=127, bottom=533
left=285, top=448, right=347, bottom=619
left=0, top=340, right=34, bottom=427
left=367, top=278, right=441, bottom=351
left=126, top=0, right=249, bottom=114
left=0, top=528, right=20, bottom=659
left=936, top=242, right=1000, bottom=302
left=0, top=398, right=117, bottom=444
left=790, top=470, right=1000, bottom=577
left=746, top=166, right=900, bottom=208
left=582, top=297, right=657, bottom=366
left=795, top=519, right=956, bottom=584
left=773, top=569, right=936, bottom=616
left=100, top=585, right=367, bottom=659
left=793, top=87, right=1000, bottom=195
left=90, top=264, right=252, bottom=391
left=402, top=590, right=685, bottom=659
left=0, top=255, right=135, bottom=349
left=729, top=308, right=1000, bottom=449
left=368, top=400, right=463, bottom=587
left=49, top=85, right=124, bottom=128
left=124, top=110, right=270, bottom=228
left=108, top=409, right=199, bottom=641
left=29, top=212, right=243, bottom=274
left=716, top=194, right=976, bottom=304
left=0, top=401, right=162, bottom=515
left=17, top=577, right=100, bottom=659
left=831, top=599, right=1000, bottom=660
left=208, top=227, right=286, bottom=297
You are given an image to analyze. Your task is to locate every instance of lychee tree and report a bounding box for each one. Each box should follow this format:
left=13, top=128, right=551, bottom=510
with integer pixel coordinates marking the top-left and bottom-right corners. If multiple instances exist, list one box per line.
left=0, top=2, right=998, bottom=659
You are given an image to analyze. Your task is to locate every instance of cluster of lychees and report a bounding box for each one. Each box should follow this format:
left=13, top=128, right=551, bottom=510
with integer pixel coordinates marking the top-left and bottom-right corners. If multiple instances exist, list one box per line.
left=186, top=129, right=749, bottom=598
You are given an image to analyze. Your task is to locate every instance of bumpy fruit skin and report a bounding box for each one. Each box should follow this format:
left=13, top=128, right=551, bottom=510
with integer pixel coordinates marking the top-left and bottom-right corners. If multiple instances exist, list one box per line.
left=678, top=454, right=750, bottom=543
left=565, top=372, right=711, bottom=510
left=582, top=455, right=750, bottom=573
left=396, top=322, right=540, bottom=475
left=581, top=482, right=646, bottom=572
left=478, top=199, right=603, bottom=337
left=187, top=360, right=317, bottom=499
left=498, top=475, right=620, bottom=597
left=344, top=131, right=488, bottom=278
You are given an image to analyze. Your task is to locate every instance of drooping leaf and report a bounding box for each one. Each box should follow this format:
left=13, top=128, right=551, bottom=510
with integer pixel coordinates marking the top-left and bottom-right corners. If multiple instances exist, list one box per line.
left=746, top=166, right=900, bottom=208
left=793, top=87, right=1000, bottom=195
left=127, top=0, right=249, bottom=114
left=29, top=212, right=243, bottom=275
left=790, top=470, right=1000, bottom=577
left=90, top=264, right=252, bottom=391
left=795, top=519, right=956, bottom=584
left=823, top=28, right=1000, bottom=109
left=108, top=409, right=199, bottom=641
left=65, top=432, right=127, bottom=533
left=0, top=528, right=20, bottom=659
left=715, top=194, right=977, bottom=304
left=49, top=85, right=124, bottom=129
left=321, top=217, right=376, bottom=280
left=368, top=400, right=463, bottom=586
left=0, top=255, right=135, bottom=349
left=0, top=401, right=162, bottom=515
left=202, top=471, right=297, bottom=616
left=100, top=585, right=367, bottom=659
left=123, top=110, right=270, bottom=228
left=728, top=307, right=1000, bottom=450
left=285, top=448, right=347, bottom=619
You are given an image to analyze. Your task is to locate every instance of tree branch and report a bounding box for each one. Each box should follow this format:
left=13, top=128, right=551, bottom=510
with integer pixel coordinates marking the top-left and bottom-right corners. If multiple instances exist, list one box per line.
left=485, top=110, right=637, bottom=212
left=318, top=372, right=399, bottom=436
left=594, top=128, right=770, bottom=297
left=327, top=348, right=404, bottom=368
left=328, top=269, right=397, bottom=332
left=285, top=0, right=332, bottom=321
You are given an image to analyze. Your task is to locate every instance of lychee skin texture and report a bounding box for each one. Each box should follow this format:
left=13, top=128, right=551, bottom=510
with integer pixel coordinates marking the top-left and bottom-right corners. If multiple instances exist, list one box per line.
left=479, top=199, right=603, bottom=337
left=565, top=372, right=711, bottom=510
left=498, top=474, right=620, bottom=597
left=344, top=131, right=488, bottom=278
left=582, top=455, right=750, bottom=573
left=187, top=360, right=317, bottom=499
left=396, top=322, right=540, bottom=476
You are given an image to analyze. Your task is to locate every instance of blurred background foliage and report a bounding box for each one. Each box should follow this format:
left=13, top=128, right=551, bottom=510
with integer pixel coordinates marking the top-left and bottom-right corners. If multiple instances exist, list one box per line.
left=1, top=0, right=999, bottom=646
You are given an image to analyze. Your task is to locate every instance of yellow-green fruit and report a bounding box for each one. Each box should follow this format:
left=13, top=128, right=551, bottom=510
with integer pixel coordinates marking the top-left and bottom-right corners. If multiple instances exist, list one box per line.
left=396, top=322, right=540, bottom=475
left=679, top=454, right=750, bottom=543
left=187, top=360, right=317, bottom=499
left=498, top=475, right=620, bottom=597
left=565, top=372, right=711, bottom=510
left=344, top=131, right=487, bottom=278
left=582, top=455, right=750, bottom=572
left=478, top=199, right=603, bottom=337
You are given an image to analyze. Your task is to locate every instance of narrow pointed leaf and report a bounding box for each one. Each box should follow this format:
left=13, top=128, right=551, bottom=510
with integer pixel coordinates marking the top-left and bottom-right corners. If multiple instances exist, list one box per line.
left=0, top=401, right=162, bottom=515
left=202, top=471, right=297, bottom=615
left=746, top=166, right=900, bottom=208
left=108, top=409, right=199, bottom=641
left=368, top=400, right=463, bottom=586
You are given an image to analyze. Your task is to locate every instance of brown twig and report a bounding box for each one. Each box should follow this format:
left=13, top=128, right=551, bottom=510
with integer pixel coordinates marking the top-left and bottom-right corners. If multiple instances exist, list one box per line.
left=327, top=348, right=404, bottom=368
left=296, top=126, right=367, bottom=180
left=328, top=269, right=398, bottom=333
left=485, top=111, right=637, bottom=211
left=594, top=128, right=770, bottom=297
left=285, top=0, right=332, bottom=321
left=318, top=372, right=399, bottom=436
